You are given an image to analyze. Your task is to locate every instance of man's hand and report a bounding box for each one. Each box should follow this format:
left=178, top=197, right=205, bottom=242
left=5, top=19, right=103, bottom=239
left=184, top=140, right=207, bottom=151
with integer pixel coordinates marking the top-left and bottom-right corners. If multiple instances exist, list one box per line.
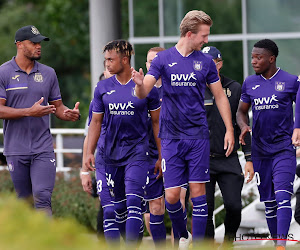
left=81, top=173, right=93, bottom=194
left=239, top=126, right=251, bottom=145
left=29, top=97, right=56, bottom=117
left=63, top=102, right=80, bottom=121
left=154, top=158, right=163, bottom=179
left=85, top=153, right=96, bottom=171
left=292, top=128, right=300, bottom=146
left=244, top=161, right=254, bottom=183
left=224, top=130, right=235, bottom=157
left=131, top=67, right=144, bottom=86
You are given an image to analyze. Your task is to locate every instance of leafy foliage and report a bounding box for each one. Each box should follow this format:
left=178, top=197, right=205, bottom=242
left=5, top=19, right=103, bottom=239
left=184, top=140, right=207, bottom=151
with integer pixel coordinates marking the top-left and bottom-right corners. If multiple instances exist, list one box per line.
left=0, top=0, right=91, bottom=128
left=0, top=194, right=104, bottom=249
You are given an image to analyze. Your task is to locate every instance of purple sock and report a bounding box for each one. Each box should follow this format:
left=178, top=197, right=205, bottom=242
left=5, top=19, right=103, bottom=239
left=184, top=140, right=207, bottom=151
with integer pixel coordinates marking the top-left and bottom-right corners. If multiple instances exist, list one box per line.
left=114, top=199, right=127, bottom=240
left=191, top=195, right=208, bottom=241
left=103, top=204, right=120, bottom=241
left=276, top=191, right=292, bottom=247
left=264, top=200, right=278, bottom=240
left=126, top=195, right=143, bottom=243
left=150, top=213, right=166, bottom=246
left=165, top=200, right=188, bottom=239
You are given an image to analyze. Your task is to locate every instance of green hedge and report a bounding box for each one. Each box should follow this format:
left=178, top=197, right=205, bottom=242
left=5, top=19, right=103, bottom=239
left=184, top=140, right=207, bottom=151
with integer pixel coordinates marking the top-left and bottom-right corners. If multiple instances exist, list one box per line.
left=0, top=194, right=104, bottom=249
left=0, top=170, right=99, bottom=232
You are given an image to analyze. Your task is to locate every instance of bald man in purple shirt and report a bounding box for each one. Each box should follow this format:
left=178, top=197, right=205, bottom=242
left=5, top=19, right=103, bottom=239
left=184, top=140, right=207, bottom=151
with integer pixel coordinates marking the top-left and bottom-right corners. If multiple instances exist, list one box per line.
left=0, top=25, right=80, bottom=215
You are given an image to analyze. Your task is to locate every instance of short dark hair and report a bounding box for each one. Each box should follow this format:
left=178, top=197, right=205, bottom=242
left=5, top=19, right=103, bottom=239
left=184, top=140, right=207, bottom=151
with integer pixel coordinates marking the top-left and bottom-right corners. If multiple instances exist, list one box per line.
left=103, top=40, right=134, bottom=61
left=254, top=39, right=279, bottom=57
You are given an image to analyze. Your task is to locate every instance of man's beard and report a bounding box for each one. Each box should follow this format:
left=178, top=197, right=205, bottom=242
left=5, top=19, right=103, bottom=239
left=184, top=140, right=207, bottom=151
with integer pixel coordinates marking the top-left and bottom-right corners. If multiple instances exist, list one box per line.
left=30, top=56, right=41, bottom=61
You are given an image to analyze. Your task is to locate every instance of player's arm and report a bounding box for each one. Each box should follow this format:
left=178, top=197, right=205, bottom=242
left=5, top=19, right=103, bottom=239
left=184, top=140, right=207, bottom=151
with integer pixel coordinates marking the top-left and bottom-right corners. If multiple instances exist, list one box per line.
left=131, top=68, right=157, bottom=99
left=150, top=108, right=162, bottom=179
left=50, top=99, right=80, bottom=121
left=236, top=100, right=251, bottom=145
left=81, top=135, right=93, bottom=194
left=85, top=113, right=103, bottom=170
left=208, top=81, right=234, bottom=157
left=0, top=97, right=56, bottom=119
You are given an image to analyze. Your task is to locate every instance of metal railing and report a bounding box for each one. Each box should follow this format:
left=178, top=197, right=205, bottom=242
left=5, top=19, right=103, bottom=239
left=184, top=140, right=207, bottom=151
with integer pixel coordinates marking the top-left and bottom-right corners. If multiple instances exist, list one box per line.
left=0, top=128, right=85, bottom=172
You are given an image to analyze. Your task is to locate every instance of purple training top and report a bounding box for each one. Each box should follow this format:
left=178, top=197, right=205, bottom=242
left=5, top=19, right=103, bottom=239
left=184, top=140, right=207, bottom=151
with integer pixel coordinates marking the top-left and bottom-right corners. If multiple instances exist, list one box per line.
left=0, top=57, right=61, bottom=156
left=92, top=75, right=160, bottom=166
left=241, top=68, right=299, bottom=159
left=147, top=46, right=219, bottom=139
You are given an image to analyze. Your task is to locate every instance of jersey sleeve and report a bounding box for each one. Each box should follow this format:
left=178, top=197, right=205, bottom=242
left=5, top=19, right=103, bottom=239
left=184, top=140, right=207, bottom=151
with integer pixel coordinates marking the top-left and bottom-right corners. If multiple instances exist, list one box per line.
left=146, top=86, right=161, bottom=111
left=206, top=59, right=220, bottom=85
left=294, top=82, right=300, bottom=128
left=240, top=79, right=251, bottom=103
left=48, top=69, right=62, bottom=102
left=0, top=72, right=7, bottom=100
left=292, top=76, right=300, bottom=103
left=146, top=54, right=162, bottom=81
left=92, top=82, right=105, bottom=114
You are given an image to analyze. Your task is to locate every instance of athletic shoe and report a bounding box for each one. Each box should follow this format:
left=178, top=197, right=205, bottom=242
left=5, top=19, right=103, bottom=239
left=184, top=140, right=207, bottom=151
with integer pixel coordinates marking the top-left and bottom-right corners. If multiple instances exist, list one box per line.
left=178, top=231, right=192, bottom=250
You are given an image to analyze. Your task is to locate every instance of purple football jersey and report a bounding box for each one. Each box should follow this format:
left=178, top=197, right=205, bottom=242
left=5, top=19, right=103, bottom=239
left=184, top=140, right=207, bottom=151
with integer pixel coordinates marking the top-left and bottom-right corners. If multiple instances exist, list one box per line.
left=0, top=57, right=62, bottom=156
left=147, top=46, right=219, bottom=139
left=240, top=68, right=299, bottom=159
left=92, top=75, right=160, bottom=166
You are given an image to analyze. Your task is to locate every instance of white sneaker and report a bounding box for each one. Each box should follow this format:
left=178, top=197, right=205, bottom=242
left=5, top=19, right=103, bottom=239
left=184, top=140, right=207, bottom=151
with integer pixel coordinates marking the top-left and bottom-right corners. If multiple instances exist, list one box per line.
left=178, top=231, right=192, bottom=250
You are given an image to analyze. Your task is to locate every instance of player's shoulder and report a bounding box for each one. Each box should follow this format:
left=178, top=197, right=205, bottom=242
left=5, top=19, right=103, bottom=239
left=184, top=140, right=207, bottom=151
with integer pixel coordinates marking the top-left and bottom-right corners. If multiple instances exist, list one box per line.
left=35, top=61, right=55, bottom=72
left=0, top=59, right=14, bottom=73
left=95, top=75, right=116, bottom=92
left=278, top=68, right=298, bottom=81
left=244, top=74, right=259, bottom=83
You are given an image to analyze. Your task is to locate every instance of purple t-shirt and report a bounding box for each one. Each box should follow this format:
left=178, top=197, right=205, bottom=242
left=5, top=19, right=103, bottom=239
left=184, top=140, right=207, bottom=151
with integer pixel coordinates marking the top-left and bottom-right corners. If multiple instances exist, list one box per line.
left=92, top=75, right=160, bottom=166
left=0, top=57, right=61, bottom=156
left=147, top=46, right=219, bottom=139
left=240, top=68, right=299, bottom=159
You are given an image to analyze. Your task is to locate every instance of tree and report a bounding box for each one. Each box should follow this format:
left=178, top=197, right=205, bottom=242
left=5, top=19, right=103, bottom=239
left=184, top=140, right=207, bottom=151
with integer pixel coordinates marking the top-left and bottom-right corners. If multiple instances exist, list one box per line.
left=0, top=0, right=91, bottom=128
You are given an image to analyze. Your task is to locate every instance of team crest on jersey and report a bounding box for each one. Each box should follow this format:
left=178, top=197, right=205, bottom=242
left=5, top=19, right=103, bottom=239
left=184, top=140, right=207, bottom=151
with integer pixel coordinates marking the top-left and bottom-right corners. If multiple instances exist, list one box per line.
left=8, top=162, right=14, bottom=172
left=275, top=82, right=285, bottom=91
left=193, top=61, right=202, bottom=71
left=34, top=73, right=43, bottom=83
left=132, top=87, right=137, bottom=97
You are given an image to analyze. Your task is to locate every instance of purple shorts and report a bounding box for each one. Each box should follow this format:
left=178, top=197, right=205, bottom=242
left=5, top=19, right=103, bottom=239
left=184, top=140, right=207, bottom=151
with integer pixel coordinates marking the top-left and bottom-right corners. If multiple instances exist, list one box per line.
left=161, top=139, right=210, bottom=189
left=253, top=154, right=296, bottom=202
left=97, top=160, right=149, bottom=203
left=144, top=160, right=164, bottom=201
left=95, top=161, right=113, bottom=208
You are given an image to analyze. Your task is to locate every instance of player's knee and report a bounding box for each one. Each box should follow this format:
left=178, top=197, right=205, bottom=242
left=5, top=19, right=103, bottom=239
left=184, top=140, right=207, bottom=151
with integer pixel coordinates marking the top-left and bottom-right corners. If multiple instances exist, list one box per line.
left=275, top=191, right=291, bottom=208
left=165, top=191, right=180, bottom=204
left=127, top=195, right=142, bottom=207
left=114, top=199, right=127, bottom=223
left=33, top=189, right=51, bottom=207
left=224, top=200, right=242, bottom=212
left=149, top=199, right=164, bottom=215
left=103, top=205, right=115, bottom=220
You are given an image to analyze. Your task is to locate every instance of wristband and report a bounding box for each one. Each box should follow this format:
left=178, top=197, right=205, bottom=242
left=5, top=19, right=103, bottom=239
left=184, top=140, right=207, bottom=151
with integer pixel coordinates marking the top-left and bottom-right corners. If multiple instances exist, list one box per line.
left=245, top=155, right=252, bottom=162
left=80, top=171, right=89, bottom=175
